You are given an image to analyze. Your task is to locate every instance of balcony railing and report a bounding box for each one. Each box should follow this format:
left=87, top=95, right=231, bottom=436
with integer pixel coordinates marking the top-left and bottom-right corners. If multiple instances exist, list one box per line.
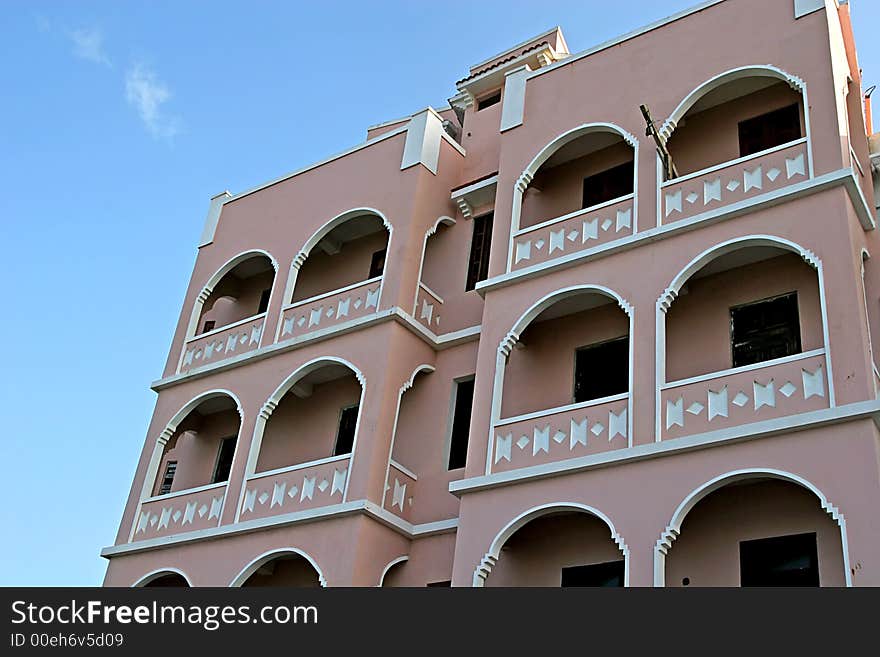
left=660, top=138, right=809, bottom=224
left=660, top=349, right=828, bottom=440
left=491, top=393, right=630, bottom=473
left=511, top=194, right=635, bottom=271
left=383, top=459, right=417, bottom=521
left=180, top=314, right=266, bottom=373
left=279, top=277, right=382, bottom=342
left=239, top=454, right=350, bottom=521
left=132, top=482, right=227, bottom=540
left=414, top=282, right=443, bottom=332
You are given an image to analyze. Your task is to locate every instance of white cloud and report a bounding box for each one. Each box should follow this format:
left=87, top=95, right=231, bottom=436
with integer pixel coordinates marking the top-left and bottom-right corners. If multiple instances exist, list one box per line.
left=69, top=27, right=111, bottom=66
left=125, top=64, right=180, bottom=139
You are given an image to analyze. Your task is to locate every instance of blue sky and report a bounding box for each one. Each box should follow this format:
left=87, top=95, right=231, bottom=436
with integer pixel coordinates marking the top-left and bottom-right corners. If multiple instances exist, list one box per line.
left=1, top=1, right=878, bottom=586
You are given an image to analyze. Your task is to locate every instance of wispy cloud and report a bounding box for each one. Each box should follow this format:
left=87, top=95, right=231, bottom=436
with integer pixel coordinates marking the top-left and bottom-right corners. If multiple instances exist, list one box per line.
left=68, top=27, right=111, bottom=66
left=125, top=64, right=181, bottom=139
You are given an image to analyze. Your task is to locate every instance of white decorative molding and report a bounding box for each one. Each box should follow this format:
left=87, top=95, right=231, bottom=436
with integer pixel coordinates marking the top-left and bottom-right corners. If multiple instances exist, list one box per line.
left=401, top=108, right=445, bottom=175
left=132, top=568, right=194, bottom=587
left=229, top=547, right=328, bottom=587
left=500, top=65, right=531, bottom=132
left=198, top=191, right=231, bottom=247
left=653, top=468, right=851, bottom=587
left=472, top=503, right=630, bottom=587
left=377, top=556, right=409, bottom=587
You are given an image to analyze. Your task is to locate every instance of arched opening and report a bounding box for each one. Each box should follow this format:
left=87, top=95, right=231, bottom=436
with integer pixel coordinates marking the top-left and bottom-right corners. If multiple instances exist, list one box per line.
left=664, top=67, right=808, bottom=179
left=139, top=572, right=190, bottom=587
left=490, top=287, right=632, bottom=470
left=291, top=212, right=390, bottom=303
left=254, top=361, right=364, bottom=474
left=503, top=288, right=630, bottom=417
left=195, top=253, right=276, bottom=336
left=479, top=505, right=628, bottom=587
left=659, top=237, right=831, bottom=439
left=662, top=474, right=848, bottom=587
left=150, top=393, right=242, bottom=497
left=233, top=549, right=325, bottom=587
left=379, top=557, right=409, bottom=587
left=519, top=125, right=636, bottom=230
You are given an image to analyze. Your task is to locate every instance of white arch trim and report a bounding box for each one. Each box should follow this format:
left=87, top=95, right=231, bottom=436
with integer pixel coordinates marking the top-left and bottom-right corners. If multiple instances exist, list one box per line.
left=660, top=64, right=807, bottom=141
left=486, top=285, right=635, bottom=473
left=653, top=468, right=852, bottom=587
left=129, top=389, right=244, bottom=542
left=509, top=123, right=639, bottom=271
left=132, top=567, right=193, bottom=587
left=383, top=364, right=435, bottom=510
left=235, top=356, right=367, bottom=520
left=377, top=555, right=409, bottom=587
left=229, top=547, right=328, bottom=587
left=654, top=234, right=835, bottom=440
left=276, top=207, right=393, bottom=342
left=413, top=216, right=456, bottom=318
left=472, top=502, right=631, bottom=587
left=183, top=249, right=279, bottom=342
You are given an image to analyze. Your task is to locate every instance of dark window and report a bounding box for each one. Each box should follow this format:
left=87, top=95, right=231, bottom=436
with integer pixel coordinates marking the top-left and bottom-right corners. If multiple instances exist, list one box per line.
left=158, top=461, right=177, bottom=496
left=730, top=292, right=801, bottom=368
left=334, top=405, right=359, bottom=456
left=448, top=378, right=475, bottom=470
left=574, top=337, right=629, bottom=403
left=466, top=212, right=493, bottom=291
left=212, top=436, right=237, bottom=484
left=427, top=580, right=452, bottom=587
left=738, top=104, right=802, bottom=157
left=477, top=91, right=501, bottom=111
left=740, top=532, right=819, bottom=587
left=582, top=161, right=634, bottom=209
left=561, top=560, right=625, bottom=587
left=202, top=320, right=216, bottom=334
left=257, top=289, right=271, bottom=314
left=369, top=249, right=386, bottom=279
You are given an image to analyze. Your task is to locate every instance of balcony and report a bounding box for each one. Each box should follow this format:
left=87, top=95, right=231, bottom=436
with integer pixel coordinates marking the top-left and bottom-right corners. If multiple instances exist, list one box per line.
left=510, top=124, right=636, bottom=271
left=132, top=392, right=241, bottom=541
left=661, top=139, right=808, bottom=224
left=661, top=241, right=830, bottom=440
left=279, top=277, right=381, bottom=340
left=239, top=360, right=363, bottom=519
left=181, top=313, right=265, bottom=372
left=240, top=455, right=350, bottom=521
left=279, top=211, right=389, bottom=342
left=180, top=251, right=275, bottom=373
left=134, top=482, right=227, bottom=539
left=492, top=287, right=632, bottom=473
left=382, top=460, right=417, bottom=522
left=512, top=193, right=634, bottom=270
left=492, top=393, right=629, bottom=472
left=661, top=74, right=810, bottom=225
left=661, top=349, right=828, bottom=440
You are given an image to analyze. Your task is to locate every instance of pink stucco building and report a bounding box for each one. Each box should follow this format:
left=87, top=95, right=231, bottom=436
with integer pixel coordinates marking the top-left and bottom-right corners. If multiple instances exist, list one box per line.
left=102, top=0, right=880, bottom=587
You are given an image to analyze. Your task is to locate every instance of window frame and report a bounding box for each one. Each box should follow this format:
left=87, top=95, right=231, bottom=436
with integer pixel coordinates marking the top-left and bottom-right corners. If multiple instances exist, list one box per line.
left=572, top=335, right=630, bottom=404
left=369, top=248, right=387, bottom=279
left=333, top=404, right=360, bottom=456
left=729, top=291, right=802, bottom=369
left=445, top=375, right=476, bottom=471
left=211, top=435, right=238, bottom=484
left=158, top=460, right=178, bottom=496
left=476, top=90, right=502, bottom=111
left=465, top=211, right=494, bottom=292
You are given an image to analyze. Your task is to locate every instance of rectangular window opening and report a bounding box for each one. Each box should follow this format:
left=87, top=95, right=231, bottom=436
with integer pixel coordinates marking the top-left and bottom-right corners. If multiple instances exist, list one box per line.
left=574, top=336, right=629, bottom=403
left=334, top=405, right=359, bottom=456
left=427, top=580, right=452, bottom=587
left=202, top=320, right=216, bottom=334
left=369, top=249, right=387, bottom=279
left=739, top=532, right=819, bottom=587
left=738, top=103, right=802, bottom=157
left=582, top=160, right=634, bottom=209
left=158, top=461, right=177, bottom=496
left=466, top=212, right=493, bottom=292
left=448, top=378, right=475, bottom=470
left=476, top=91, right=501, bottom=111
left=730, top=292, right=801, bottom=368
left=211, top=436, right=237, bottom=484
left=561, top=560, right=625, bottom=587
left=257, top=288, right=272, bottom=314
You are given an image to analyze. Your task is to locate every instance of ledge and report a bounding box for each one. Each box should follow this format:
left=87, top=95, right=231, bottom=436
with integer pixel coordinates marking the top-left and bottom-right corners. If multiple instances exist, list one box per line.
left=450, top=399, right=880, bottom=496
left=476, top=167, right=870, bottom=297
